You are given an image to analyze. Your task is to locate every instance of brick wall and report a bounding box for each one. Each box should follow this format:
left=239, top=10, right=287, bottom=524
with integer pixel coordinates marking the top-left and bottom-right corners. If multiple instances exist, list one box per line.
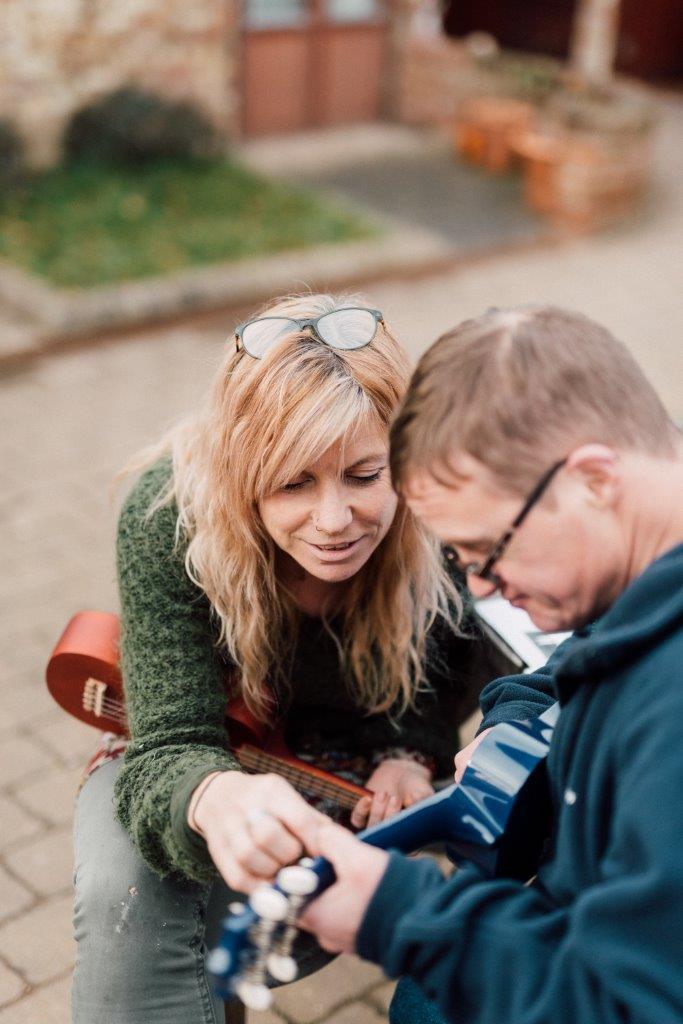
left=0, top=0, right=240, bottom=167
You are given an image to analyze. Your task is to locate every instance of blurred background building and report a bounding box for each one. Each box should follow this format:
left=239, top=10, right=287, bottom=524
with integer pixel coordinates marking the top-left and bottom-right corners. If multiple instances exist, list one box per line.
left=4, top=0, right=681, bottom=168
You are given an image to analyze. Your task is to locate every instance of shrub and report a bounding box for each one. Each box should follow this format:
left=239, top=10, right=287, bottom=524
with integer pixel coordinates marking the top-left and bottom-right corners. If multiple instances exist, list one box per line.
left=0, top=120, right=27, bottom=187
left=63, top=87, right=220, bottom=165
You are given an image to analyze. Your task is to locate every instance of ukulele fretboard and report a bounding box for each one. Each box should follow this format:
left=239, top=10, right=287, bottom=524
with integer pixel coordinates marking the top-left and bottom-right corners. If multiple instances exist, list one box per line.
left=79, top=682, right=360, bottom=810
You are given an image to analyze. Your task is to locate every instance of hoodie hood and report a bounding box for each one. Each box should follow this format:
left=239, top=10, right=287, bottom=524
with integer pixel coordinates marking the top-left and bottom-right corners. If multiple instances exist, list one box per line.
left=554, top=542, right=683, bottom=699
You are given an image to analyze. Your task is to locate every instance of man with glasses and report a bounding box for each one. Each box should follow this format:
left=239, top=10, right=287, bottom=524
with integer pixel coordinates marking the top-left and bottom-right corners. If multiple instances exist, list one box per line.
left=296, top=306, right=683, bottom=1024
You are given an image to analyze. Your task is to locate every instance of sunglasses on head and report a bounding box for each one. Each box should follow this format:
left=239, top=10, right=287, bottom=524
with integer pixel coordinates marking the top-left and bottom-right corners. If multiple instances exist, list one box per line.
left=235, top=307, right=384, bottom=359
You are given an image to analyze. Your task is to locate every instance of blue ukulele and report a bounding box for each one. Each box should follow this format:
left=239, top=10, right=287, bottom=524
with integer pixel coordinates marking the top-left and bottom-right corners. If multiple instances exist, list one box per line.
left=207, top=702, right=559, bottom=1010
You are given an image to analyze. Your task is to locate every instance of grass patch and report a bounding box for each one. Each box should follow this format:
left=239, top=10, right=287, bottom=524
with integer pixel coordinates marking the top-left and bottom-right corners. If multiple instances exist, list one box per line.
left=0, top=159, right=377, bottom=288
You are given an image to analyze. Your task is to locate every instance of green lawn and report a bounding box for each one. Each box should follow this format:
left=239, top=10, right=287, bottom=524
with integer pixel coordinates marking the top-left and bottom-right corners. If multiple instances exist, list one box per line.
left=0, top=160, right=376, bottom=288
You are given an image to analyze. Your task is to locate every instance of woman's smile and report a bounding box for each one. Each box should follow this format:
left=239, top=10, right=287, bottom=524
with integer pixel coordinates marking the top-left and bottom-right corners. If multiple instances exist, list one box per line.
left=304, top=536, right=366, bottom=560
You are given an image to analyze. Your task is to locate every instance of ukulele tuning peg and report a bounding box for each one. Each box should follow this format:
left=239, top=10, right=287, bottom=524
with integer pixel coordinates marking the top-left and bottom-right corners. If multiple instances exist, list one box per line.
left=234, top=978, right=272, bottom=1011
left=249, top=885, right=289, bottom=921
left=206, top=945, right=232, bottom=977
left=266, top=952, right=298, bottom=983
left=277, top=864, right=318, bottom=897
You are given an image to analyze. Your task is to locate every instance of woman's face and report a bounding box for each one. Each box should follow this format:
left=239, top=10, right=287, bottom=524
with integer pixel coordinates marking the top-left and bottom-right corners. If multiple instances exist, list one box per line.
left=258, top=425, right=398, bottom=588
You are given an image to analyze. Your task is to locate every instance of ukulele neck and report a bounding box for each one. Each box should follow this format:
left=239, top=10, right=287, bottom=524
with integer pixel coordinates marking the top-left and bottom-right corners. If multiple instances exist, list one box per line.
left=234, top=746, right=359, bottom=810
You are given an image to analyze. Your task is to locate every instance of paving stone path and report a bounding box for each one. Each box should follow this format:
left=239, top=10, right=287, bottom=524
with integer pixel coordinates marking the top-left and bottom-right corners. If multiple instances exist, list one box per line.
left=0, top=94, right=681, bottom=1024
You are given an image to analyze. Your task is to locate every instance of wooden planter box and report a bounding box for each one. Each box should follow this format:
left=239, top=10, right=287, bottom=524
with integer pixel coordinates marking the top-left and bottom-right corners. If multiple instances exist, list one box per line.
left=454, top=96, right=536, bottom=173
left=512, top=128, right=653, bottom=230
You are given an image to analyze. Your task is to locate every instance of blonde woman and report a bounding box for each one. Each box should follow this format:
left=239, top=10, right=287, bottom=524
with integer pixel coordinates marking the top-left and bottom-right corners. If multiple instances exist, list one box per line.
left=71, top=295, right=507, bottom=1024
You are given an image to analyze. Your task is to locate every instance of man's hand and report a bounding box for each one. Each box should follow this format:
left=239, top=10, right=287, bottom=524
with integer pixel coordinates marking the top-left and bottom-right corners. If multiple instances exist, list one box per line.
left=298, top=822, right=389, bottom=953
left=454, top=728, right=491, bottom=783
left=351, top=758, right=434, bottom=829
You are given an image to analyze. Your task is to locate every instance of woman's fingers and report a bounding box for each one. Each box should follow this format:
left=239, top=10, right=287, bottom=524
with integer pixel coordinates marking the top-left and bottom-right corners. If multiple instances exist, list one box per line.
left=367, top=790, right=389, bottom=826
left=400, top=777, right=434, bottom=807
left=350, top=795, right=372, bottom=829
left=353, top=771, right=435, bottom=830
left=192, top=771, right=329, bottom=892
left=259, top=776, right=328, bottom=851
left=367, top=791, right=401, bottom=827
left=210, top=846, right=266, bottom=894
left=246, top=808, right=303, bottom=865
left=229, top=823, right=283, bottom=879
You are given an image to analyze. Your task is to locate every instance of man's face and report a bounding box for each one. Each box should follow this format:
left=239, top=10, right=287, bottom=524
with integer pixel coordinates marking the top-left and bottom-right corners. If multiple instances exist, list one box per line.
left=404, top=452, right=623, bottom=633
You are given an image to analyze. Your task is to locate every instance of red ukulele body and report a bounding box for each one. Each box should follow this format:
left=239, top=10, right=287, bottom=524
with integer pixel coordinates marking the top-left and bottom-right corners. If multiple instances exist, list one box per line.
left=46, top=611, right=369, bottom=810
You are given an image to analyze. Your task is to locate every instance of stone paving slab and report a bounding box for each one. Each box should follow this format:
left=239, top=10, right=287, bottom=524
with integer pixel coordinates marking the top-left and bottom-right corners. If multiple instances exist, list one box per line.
left=3, top=826, right=74, bottom=900
left=0, top=896, right=75, bottom=986
left=0, top=974, right=70, bottom=1023
left=13, top=766, right=82, bottom=828
left=250, top=1011, right=287, bottom=1024
left=0, top=867, right=33, bottom=925
left=320, top=1002, right=386, bottom=1024
left=0, top=736, right=55, bottom=791
left=366, top=981, right=397, bottom=1016
left=0, top=962, right=26, bottom=1009
left=272, top=957, right=385, bottom=1023
left=0, top=797, right=43, bottom=854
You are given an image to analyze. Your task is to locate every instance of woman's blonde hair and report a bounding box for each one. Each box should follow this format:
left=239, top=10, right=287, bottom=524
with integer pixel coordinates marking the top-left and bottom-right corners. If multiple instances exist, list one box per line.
left=126, top=293, right=461, bottom=721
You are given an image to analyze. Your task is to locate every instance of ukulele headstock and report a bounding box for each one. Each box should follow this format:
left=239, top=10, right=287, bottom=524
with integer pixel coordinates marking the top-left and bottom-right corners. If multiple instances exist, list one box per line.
left=208, top=860, right=320, bottom=1010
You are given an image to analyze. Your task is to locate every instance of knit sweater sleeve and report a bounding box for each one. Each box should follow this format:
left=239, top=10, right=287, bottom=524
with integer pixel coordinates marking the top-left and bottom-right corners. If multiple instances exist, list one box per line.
left=112, top=460, right=240, bottom=882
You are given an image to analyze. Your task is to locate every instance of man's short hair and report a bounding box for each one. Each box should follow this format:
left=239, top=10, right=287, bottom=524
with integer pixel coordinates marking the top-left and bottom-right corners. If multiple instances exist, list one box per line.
left=390, top=306, right=678, bottom=494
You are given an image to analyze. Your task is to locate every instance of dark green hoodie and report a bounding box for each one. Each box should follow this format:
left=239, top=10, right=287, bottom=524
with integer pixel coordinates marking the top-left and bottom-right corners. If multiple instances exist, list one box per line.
left=358, top=542, right=683, bottom=1024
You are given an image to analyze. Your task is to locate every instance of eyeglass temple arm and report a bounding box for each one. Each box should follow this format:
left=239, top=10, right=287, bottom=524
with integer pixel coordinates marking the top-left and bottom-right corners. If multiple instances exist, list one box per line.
left=474, top=529, right=514, bottom=577
left=511, top=458, right=567, bottom=529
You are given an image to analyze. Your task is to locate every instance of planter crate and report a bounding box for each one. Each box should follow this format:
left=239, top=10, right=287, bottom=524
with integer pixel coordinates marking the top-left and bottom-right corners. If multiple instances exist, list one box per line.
left=513, top=128, right=653, bottom=229
left=454, top=96, right=536, bottom=172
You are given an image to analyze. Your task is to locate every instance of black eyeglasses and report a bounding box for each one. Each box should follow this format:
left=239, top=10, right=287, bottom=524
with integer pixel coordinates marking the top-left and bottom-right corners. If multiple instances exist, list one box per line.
left=445, top=458, right=568, bottom=584
left=235, top=307, right=384, bottom=359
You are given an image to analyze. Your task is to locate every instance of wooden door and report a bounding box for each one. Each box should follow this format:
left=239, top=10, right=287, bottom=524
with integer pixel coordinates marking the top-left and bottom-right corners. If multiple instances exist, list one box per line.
left=242, top=0, right=388, bottom=136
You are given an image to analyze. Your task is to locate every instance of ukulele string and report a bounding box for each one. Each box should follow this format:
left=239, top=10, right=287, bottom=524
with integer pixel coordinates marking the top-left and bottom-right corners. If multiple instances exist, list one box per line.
left=237, top=750, right=361, bottom=809
left=82, top=693, right=361, bottom=808
left=81, top=692, right=128, bottom=724
left=238, top=754, right=356, bottom=802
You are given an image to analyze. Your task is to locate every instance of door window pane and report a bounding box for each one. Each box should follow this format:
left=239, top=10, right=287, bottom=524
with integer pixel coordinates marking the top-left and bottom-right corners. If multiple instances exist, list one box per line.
left=324, top=0, right=382, bottom=23
left=245, top=0, right=309, bottom=29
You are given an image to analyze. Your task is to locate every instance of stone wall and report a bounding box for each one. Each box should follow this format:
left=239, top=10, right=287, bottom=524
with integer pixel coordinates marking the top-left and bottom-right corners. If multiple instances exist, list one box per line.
left=396, top=34, right=495, bottom=126
left=0, top=0, right=240, bottom=167
left=387, top=2, right=485, bottom=127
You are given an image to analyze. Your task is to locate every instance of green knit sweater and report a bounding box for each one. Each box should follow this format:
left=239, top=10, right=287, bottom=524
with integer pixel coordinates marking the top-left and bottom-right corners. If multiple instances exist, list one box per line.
left=113, top=459, right=509, bottom=882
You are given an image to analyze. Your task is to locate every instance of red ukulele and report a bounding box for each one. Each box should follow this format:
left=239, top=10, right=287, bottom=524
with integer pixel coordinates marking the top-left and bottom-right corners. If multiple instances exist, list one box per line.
left=46, top=611, right=369, bottom=812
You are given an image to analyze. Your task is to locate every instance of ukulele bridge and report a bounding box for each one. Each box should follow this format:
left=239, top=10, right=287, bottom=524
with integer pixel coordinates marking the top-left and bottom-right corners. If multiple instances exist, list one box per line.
left=82, top=678, right=108, bottom=718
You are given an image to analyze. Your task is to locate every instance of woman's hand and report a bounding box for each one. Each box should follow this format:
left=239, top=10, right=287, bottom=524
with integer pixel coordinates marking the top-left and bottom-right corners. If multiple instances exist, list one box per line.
left=188, top=770, right=327, bottom=894
left=351, top=758, right=434, bottom=829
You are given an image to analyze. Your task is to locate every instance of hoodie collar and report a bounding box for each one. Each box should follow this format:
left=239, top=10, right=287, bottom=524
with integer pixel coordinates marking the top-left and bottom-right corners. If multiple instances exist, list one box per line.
left=553, top=542, right=683, bottom=702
